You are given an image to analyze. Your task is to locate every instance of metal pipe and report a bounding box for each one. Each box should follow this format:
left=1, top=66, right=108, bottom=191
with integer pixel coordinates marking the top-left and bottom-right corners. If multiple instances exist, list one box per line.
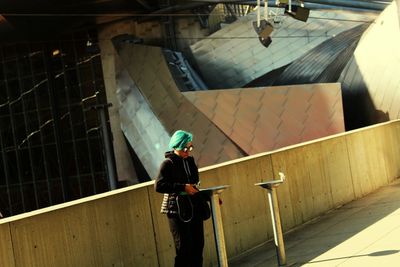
left=202, top=186, right=230, bottom=267
left=211, top=193, right=228, bottom=267
left=268, top=187, right=286, bottom=266
left=257, top=0, right=261, bottom=27
left=233, top=0, right=387, bottom=10
left=304, top=0, right=387, bottom=10
left=98, top=105, right=117, bottom=190
left=255, top=173, right=288, bottom=266
left=264, top=0, right=268, bottom=20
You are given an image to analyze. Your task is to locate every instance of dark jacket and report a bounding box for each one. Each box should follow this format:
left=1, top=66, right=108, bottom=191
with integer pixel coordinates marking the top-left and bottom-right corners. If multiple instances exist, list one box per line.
left=155, top=151, right=199, bottom=214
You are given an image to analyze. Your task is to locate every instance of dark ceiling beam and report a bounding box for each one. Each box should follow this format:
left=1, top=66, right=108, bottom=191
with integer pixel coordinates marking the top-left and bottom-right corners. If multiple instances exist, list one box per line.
left=135, top=0, right=154, bottom=10
left=149, top=2, right=207, bottom=14
left=189, top=0, right=388, bottom=10
left=0, top=0, right=151, bottom=14
left=304, top=0, right=388, bottom=10
left=137, top=2, right=207, bottom=22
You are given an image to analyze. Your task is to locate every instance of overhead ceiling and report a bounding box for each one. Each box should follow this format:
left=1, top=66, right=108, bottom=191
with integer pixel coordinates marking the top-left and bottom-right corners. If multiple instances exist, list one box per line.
left=0, top=0, right=390, bottom=42
left=0, top=0, right=178, bottom=42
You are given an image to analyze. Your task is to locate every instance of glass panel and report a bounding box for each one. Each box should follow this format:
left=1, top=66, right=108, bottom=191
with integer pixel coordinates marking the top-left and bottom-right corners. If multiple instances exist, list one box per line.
left=0, top=28, right=109, bottom=216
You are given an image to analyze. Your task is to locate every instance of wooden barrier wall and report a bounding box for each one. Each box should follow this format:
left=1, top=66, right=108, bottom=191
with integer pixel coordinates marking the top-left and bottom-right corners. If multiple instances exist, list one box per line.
left=1, top=121, right=400, bottom=267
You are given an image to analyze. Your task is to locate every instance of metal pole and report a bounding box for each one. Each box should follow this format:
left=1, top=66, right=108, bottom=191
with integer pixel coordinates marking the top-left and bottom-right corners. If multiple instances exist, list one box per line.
left=210, top=193, right=229, bottom=267
left=267, top=186, right=286, bottom=266
left=98, top=105, right=118, bottom=190
left=264, top=0, right=268, bottom=20
left=257, top=0, right=261, bottom=27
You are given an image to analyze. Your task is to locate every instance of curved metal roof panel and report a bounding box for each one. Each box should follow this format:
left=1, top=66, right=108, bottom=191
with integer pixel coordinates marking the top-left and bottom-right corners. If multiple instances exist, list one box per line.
left=190, top=8, right=377, bottom=89
left=273, top=23, right=369, bottom=85
left=339, top=0, right=400, bottom=129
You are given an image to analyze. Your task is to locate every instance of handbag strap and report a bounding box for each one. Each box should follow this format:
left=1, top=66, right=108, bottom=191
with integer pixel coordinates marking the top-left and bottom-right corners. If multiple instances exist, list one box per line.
left=176, top=195, right=193, bottom=222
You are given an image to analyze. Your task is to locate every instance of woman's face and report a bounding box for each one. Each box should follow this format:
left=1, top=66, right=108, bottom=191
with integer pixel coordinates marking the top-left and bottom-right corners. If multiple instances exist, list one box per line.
left=174, top=142, right=193, bottom=158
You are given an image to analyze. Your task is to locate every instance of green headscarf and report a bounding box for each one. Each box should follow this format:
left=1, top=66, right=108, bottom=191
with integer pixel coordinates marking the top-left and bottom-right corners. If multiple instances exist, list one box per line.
left=168, top=130, right=193, bottom=150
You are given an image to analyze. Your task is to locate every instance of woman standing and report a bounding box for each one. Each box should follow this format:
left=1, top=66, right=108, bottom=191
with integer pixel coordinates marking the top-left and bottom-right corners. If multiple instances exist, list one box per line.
left=155, top=130, right=204, bottom=267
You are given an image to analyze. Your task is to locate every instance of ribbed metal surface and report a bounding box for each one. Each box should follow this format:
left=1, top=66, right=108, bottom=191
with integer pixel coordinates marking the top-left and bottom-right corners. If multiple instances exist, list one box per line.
left=273, top=23, right=369, bottom=85
left=190, top=8, right=376, bottom=89
left=244, top=64, right=289, bottom=87
left=184, top=83, right=345, bottom=154
left=114, top=44, right=245, bottom=174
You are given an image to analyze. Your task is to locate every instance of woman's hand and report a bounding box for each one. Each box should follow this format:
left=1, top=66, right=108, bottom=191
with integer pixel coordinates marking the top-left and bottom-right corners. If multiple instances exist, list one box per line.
left=184, top=184, right=199, bottom=195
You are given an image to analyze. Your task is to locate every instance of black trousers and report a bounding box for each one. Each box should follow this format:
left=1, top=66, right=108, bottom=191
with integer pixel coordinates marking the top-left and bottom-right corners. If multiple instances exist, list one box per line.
left=168, top=214, right=204, bottom=267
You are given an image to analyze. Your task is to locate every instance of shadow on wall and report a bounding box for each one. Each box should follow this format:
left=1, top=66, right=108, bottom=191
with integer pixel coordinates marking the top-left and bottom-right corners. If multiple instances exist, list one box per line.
left=339, top=0, right=400, bottom=130
left=340, top=60, right=391, bottom=131
left=123, top=136, right=151, bottom=183
left=342, top=89, right=390, bottom=131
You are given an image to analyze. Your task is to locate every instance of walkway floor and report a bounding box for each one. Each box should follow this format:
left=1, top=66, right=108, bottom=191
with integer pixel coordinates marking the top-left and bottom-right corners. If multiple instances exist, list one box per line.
left=229, top=179, right=400, bottom=267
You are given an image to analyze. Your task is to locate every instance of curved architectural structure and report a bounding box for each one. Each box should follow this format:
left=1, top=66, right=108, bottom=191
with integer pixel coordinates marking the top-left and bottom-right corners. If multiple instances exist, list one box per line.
left=114, top=44, right=345, bottom=177
left=114, top=44, right=245, bottom=177
left=246, top=23, right=369, bottom=87
left=272, top=23, right=369, bottom=85
left=242, top=1, right=400, bottom=130
left=339, top=0, right=400, bottom=129
left=190, top=8, right=377, bottom=89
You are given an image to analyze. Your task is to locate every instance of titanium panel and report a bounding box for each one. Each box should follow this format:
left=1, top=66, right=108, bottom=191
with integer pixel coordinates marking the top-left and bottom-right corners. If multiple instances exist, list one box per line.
left=273, top=23, right=369, bottom=85
left=184, top=83, right=344, bottom=154
left=190, top=8, right=377, bottom=89
left=116, top=69, right=170, bottom=179
left=114, top=44, right=245, bottom=174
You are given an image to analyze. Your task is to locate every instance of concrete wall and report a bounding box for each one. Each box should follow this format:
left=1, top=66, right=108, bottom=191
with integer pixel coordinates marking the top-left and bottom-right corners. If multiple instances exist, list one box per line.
left=1, top=120, right=400, bottom=267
